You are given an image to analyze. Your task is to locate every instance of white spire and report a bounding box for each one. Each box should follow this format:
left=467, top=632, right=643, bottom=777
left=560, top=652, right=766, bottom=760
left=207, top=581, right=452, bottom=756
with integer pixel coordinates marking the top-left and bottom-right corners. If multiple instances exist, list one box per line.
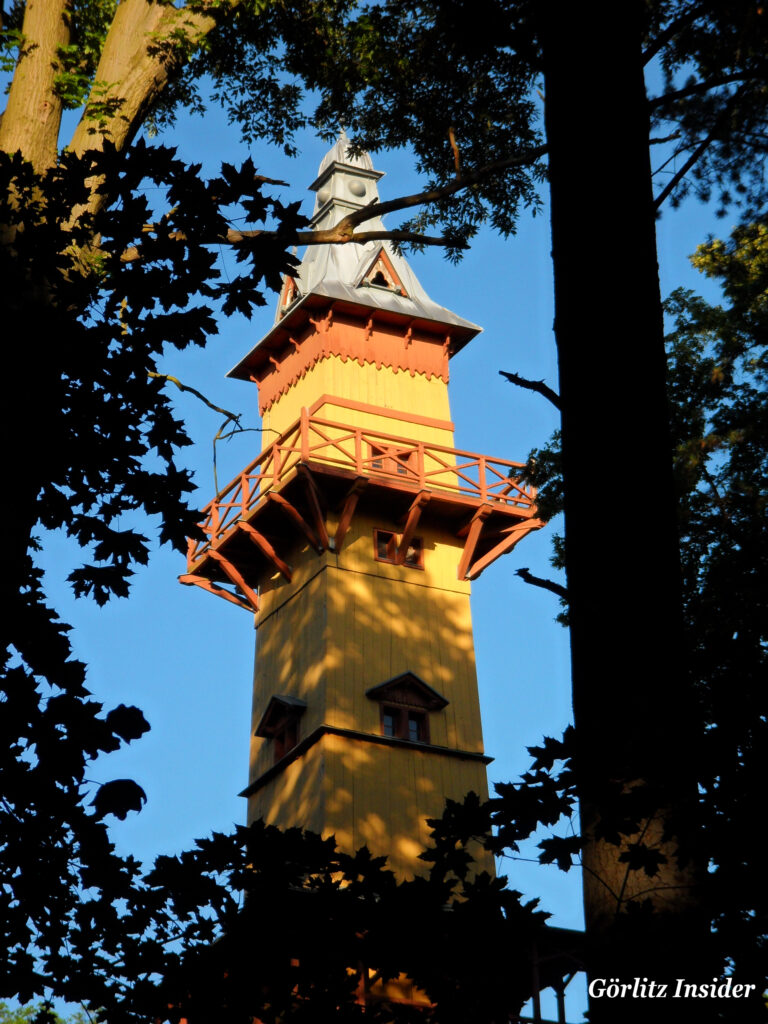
left=308, top=129, right=385, bottom=228
left=271, top=134, right=480, bottom=338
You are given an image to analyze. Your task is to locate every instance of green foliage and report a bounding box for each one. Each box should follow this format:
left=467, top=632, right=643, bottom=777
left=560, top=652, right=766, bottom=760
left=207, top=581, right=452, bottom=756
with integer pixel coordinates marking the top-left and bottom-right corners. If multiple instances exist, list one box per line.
left=499, top=220, right=768, bottom=994
left=53, top=1, right=119, bottom=109
left=3, top=3, right=768, bottom=1019
left=649, top=1, right=768, bottom=213
left=0, top=2, right=24, bottom=76
left=0, top=1003, right=87, bottom=1024
left=1, top=813, right=548, bottom=1022
left=664, top=220, right=768, bottom=982
left=297, top=0, right=546, bottom=257
left=0, top=140, right=306, bottom=1010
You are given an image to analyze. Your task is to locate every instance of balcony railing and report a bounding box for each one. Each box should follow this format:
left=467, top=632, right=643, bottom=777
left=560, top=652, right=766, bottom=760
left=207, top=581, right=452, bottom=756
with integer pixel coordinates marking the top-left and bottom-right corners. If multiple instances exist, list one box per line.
left=187, top=409, right=536, bottom=567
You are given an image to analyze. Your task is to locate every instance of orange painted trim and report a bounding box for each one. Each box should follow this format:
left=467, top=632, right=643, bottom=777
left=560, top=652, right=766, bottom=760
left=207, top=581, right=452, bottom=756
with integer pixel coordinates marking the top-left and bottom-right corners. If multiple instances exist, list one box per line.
left=237, top=521, right=293, bottom=582
left=457, top=514, right=486, bottom=581
left=397, top=492, right=430, bottom=565
left=307, top=393, right=454, bottom=432
left=334, top=477, right=367, bottom=554
left=360, top=247, right=408, bottom=297
left=179, top=573, right=254, bottom=612
left=185, top=411, right=537, bottom=571
left=465, top=518, right=546, bottom=580
left=208, top=549, right=260, bottom=610
left=267, top=491, right=324, bottom=552
left=255, top=314, right=451, bottom=415
left=296, top=464, right=330, bottom=549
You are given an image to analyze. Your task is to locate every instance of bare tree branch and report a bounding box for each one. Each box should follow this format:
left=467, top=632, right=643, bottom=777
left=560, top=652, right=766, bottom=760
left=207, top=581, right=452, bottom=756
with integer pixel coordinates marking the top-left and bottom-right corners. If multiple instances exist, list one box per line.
left=335, top=144, right=548, bottom=231
left=119, top=144, right=548, bottom=262
left=647, top=73, right=748, bottom=112
left=653, top=127, right=720, bottom=210
left=499, top=369, right=561, bottom=410
left=148, top=371, right=242, bottom=423
left=119, top=227, right=457, bottom=263
left=649, top=133, right=681, bottom=146
left=653, top=88, right=745, bottom=209
left=149, top=370, right=278, bottom=493
left=515, top=567, right=569, bottom=601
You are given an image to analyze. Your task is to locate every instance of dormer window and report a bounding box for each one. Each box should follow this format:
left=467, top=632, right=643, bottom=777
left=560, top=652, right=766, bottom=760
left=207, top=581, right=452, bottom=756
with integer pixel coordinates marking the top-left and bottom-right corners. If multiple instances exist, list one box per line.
left=366, top=672, right=448, bottom=746
left=277, top=276, right=300, bottom=318
left=359, top=249, right=407, bottom=297
left=255, top=695, right=307, bottom=764
left=382, top=706, right=429, bottom=743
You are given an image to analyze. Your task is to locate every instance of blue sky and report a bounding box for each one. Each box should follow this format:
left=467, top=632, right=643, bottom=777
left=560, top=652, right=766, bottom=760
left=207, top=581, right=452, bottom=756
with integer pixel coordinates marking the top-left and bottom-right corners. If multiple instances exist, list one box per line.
left=37, top=93, right=726, bottom=1023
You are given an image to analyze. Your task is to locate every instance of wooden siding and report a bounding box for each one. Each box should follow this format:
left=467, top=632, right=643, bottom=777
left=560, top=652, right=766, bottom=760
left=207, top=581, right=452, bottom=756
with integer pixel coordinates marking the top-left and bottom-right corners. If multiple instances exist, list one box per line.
left=261, top=355, right=454, bottom=446
left=248, top=731, right=493, bottom=880
left=247, top=505, right=492, bottom=879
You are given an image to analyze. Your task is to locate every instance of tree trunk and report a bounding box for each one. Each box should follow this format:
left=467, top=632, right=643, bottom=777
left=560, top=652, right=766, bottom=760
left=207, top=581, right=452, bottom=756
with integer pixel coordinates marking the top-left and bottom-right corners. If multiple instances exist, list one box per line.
left=0, top=0, right=69, bottom=170
left=539, top=2, right=706, bottom=1017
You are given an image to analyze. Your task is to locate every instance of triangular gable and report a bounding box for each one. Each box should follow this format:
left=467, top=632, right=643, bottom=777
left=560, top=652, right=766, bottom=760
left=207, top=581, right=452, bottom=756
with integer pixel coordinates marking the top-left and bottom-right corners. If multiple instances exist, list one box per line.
left=255, top=694, right=307, bottom=737
left=358, top=248, right=408, bottom=297
left=365, top=671, right=448, bottom=711
left=277, top=275, right=300, bottom=318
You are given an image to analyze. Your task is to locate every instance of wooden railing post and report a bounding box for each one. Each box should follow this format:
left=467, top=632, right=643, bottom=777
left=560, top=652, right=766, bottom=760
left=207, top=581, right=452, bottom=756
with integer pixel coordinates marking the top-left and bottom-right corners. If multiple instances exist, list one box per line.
left=354, top=429, right=362, bottom=473
left=272, top=442, right=281, bottom=487
left=210, top=503, right=220, bottom=543
left=300, top=406, right=310, bottom=460
left=241, top=473, right=249, bottom=515
left=417, top=443, right=425, bottom=488
left=478, top=455, right=487, bottom=501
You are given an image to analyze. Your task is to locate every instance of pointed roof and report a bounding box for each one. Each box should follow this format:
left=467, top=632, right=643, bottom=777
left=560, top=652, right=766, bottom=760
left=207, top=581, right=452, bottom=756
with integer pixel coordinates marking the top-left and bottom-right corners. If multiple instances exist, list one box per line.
left=228, top=135, right=481, bottom=382
left=365, top=671, right=449, bottom=711
left=313, top=128, right=380, bottom=181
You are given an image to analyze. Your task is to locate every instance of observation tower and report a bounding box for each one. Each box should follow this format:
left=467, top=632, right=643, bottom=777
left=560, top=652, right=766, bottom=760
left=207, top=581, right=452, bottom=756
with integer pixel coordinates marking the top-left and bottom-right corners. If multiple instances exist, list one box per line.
left=181, top=136, right=543, bottom=878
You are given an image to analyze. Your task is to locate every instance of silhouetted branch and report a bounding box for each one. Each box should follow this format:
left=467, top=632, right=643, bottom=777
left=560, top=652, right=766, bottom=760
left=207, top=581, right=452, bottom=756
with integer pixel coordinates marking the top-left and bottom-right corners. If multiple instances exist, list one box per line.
left=148, top=372, right=241, bottom=423
left=515, top=567, right=569, bottom=601
left=500, top=369, right=561, bottom=410
left=336, top=143, right=548, bottom=229
left=647, top=73, right=747, bottom=111
left=653, top=130, right=719, bottom=210
left=649, top=133, right=681, bottom=146
left=653, top=89, right=744, bottom=209
left=641, top=4, right=700, bottom=65
left=120, top=144, right=548, bottom=262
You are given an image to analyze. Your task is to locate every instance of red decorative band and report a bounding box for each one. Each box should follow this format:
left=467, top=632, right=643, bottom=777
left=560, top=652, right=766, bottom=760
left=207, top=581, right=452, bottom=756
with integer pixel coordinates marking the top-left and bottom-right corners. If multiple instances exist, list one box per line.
left=255, top=313, right=450, bottom=415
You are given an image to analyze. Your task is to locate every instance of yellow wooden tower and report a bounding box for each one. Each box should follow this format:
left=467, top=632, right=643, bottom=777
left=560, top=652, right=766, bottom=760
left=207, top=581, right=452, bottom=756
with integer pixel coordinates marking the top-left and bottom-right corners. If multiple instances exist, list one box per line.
left=181, top=137, right=543, bottom=879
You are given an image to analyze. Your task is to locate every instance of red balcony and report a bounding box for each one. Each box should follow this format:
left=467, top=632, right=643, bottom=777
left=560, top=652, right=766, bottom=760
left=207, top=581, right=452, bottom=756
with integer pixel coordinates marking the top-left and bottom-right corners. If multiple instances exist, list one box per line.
left=181, top=408, right=543, bottom=612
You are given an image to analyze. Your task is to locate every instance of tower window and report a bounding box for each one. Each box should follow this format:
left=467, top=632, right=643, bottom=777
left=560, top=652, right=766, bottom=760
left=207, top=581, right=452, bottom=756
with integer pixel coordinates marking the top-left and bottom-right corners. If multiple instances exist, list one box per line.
left=368, top=443, right=415, bottom=477
left=273, top=719, right=299, bottom=762
left=373, top=530, right=423, bottom=569
left=376, top=529, right=397, bottom=562
left=254, top=694, right=307, bottom=764
left=366, top=672, right=448, bottom=747
left=380, top=705, right=429, bottom=743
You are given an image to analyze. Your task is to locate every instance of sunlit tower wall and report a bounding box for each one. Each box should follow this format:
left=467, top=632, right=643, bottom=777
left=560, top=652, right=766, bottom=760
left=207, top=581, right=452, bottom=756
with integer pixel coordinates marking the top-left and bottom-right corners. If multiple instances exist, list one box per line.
left=182, top=137, right=543, bottom=879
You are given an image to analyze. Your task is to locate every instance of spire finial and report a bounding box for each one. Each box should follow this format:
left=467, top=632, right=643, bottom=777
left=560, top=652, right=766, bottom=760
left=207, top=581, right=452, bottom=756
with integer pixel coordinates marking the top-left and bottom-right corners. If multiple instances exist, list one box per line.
left=309, top=133, right=385, bottom=228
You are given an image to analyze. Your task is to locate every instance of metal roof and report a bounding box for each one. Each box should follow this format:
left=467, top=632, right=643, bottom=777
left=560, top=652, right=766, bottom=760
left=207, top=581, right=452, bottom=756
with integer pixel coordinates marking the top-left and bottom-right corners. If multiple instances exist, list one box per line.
left=228, top=133, right=481, bottom=381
